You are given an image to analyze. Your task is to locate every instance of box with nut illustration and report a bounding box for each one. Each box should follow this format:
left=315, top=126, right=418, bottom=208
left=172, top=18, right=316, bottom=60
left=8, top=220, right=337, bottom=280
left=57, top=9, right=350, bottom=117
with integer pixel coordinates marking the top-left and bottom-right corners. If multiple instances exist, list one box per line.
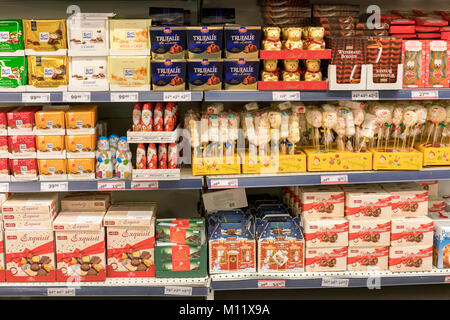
left=347, top=247, right=389, bottom=271
left=53, top=211, right=106, bottom=282
left=391, top=217, right=434, bottom=247
left=108, top=56, right=150, bottom=91
left=8, top=135, right=36, bottom=157
left=416, top=144, right=450, bottom=166
left=344, top=185, right=392, bottom=220
left=241, top=151, right=307, bottom=174
left=65, top=104, right=97, bottom=134
left=35, top=109, right=65, bottom=135
left=110, top=19, right=151, bottom=56
left=23, top=19, right=67, bottom=55
left=38, top=159, right=67, bottom=180
left=389, top=245, right=433, bottom=272
left=433, top=221, right=450, bottom=269
left=4, top=229, right=55, bottom=282
left=305, top=246, right=348, bottom=272
left=303, top=148, right=372, bottom=171
left=0, top=56, right=27, bottom=91
left=65, top=134, right=96, bottom=157
left=0, top=20, right=25, bottom=55
left=66, top=158, right=95, bottom=180
left=7, top=106, right=40, bottom=134
left=9, top=158, right=37, bottom=181
left=36, top=135, right=65, bottom=158
left=300, top=185, right=345, bottom=218
left=371, top=147, right=423, bottom=170
left=348, top=219, right=391, bottom=247
left=103, top=202, right=156, bottom=278
left=382, top=182, right=428, bottom=217
left=27, top=55, right=68, bottom=90
left=301, top=217, right=349, bottom=248
left=192, top=154, right=241, bottom=176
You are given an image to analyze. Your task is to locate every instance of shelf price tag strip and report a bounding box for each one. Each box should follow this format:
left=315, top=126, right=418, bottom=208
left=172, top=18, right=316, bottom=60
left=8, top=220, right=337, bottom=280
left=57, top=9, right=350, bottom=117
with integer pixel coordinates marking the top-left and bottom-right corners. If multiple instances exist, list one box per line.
left=163, top=92, right=192, bottom=102
left=321, top=174, right=348, bottom=184
left=22, top=93, right=50, bottom=103
left=257, top=280, right=286, bottom=289
left=352, top=91, right=379, bottom=100
left=97, top=181, right=126, bottom=191
left=131, top=181, right=158, bottom=190
left=321, top=277, right=349, bottom=288
left=164, top=286, right=193, bottom=296
left=110, top=92, right=139, bottom=102
left=272, top=91, right=301, bottom=101
left=210, top=178, right=238, bottom=189
left=47, top=288, right=76, bottom=296
left=63, top=92, right=91, bottom=102
left=411, top=90, right=439, bottom=99
left=41, top=181, right=68, bottom=192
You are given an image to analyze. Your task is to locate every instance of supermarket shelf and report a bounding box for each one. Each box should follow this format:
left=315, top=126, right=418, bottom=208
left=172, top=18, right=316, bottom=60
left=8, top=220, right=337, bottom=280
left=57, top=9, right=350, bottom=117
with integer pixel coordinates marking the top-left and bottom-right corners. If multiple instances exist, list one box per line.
left=6, top=169, right=202, bottom=192
left=0, top=277, right=208, bottom=297
left=203, top=89, right=450, bottom=102
left=206, top=167, right=450, bottom=189
left=211, top=269, right=450, bottom=291
left=0, top=91, right=203, bottom=103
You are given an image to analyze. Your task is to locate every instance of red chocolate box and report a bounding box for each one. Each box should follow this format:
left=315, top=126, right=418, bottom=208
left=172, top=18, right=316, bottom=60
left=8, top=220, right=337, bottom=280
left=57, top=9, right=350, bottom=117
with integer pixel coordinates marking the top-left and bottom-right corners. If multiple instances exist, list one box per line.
left=9, top=158, right=37, bottom=179
left=8, top=135, right=36, bottom=154
left=7, top=106, right=41, bottom=132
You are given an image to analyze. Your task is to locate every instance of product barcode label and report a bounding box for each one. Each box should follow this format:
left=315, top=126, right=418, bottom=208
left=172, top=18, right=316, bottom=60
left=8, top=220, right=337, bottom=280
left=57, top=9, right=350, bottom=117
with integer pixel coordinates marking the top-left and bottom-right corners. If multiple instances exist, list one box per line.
left=98, top=180, right=125, bottom=190
left=63, top=92, right=91, bottom=102
left=164, top=286, right=193, bottom=296
left=0, top=183, right=9, bottom=192
left=210, top=178, right=238, bottom=189
left=272, top=91, right=301, bottom=101
left=321, top=174, right=348, bottom=184
left=258, top=280, right=286, bottom=289
left=47, top=288, right=76, bottom=296
left=163, top=92, right=192, bottom=101
left=352, top=91, right=379, bottom=100
left=22, top=93, right=50, bottom=103
left=131, top=181, right=158, bottom=190
left=321, top=277, right=349, bottom=287
left=110, top=92, right=139, bottom=102
left=41, top=182, right=68, bottom=192
left=411, top=90, right=439, bottom=99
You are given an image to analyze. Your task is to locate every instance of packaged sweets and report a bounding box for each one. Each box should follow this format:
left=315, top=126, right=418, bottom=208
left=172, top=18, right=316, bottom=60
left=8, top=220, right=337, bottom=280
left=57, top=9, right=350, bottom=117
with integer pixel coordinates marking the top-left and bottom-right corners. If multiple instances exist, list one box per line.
left=65, top=104, right=97, bottom=131
left=425, top=40, right=449, bottom=88
left=69, top=56, right=108, bottom=91
left=402, top=40, right=426, bottom=88
left=151, top=59, right=186, bottom=91
left=433, top=221, right=450, bottom=269
left=108, top=56, right=150, bottom=91
left=65, top=134, right=96, bottom=154
left=36, top=135, right=65, bottom=155
left=7, top=106, right=40, bottom=133
left=66, top=158, right=95, bottom=179
left=38, top=159, right=67, bottom=179
left=347, top=247, right=389, bottom=271
left=366, top=37, right=402, bottom=84
left=223, top=59, right=259, bottom=90
left=0, top=158, right=8, bottom=179
left=27, top=55, right=68, bottom=90
left=150, top=26, right=186, bottom=60
left=109, top=19, right=151, bottom=55
left=35, top=109, right=65, bottom=131
left=23, top=19, right=67, bottom=55
left=8, top=135, right=36, bottom=155
left=224, top=25, right=261, bottom=59
left=67, top=13, right=113, bottom=56
left=0, top=20, right=24, bottom=55
left=61, top=193, right=110, bottom=212
left=0, top=56, right=27, bottom=91
left=9, top=158, right=38, bottom=180
left=186, top=26, right=223, bottom=59
left=187, top=59, right=223, bottom=90
left=305, top=247, right=348, bottom=272
left=389, top=245, right=432, bottom=272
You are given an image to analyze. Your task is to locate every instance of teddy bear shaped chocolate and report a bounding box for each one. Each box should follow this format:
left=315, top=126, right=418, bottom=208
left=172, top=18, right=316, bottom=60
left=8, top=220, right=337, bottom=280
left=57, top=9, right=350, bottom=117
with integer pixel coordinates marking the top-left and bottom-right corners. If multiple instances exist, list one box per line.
left=283, top=27, right=303, bottom=50
left=262, top=27, right=282, bottom=51
left=21, top=255, right=54, bottom=277
left=281, top=59, right=301, bottom=81
left=261, top=59, right=279, bottom=81
left=306, top=27, right=325, bottom=50
left=121, top=250, right=153, bottom=272
left=304, top=59, right=322, bottom=81
left=69, top=255, right=104, bottom=276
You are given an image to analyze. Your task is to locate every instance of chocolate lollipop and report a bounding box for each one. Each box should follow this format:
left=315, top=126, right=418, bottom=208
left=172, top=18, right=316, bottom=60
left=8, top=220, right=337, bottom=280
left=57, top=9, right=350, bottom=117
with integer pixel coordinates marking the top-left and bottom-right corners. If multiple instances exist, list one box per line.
left=402, top=110, right=418, bottom=150
left=429, top=105, right=446, bottom=146
left=311, top=110, right=323, bottom=150
left=374, top=105, right=391, bottom=150
left=359, top=113, right=376, bottom=152
left=322, top=109, right=337, bottom=151
left=352, top=108, right=365, bottom=151
left=411, top=106, right=426, bottom=148
left=392, top=107, right=403, bottom=151
left=335, top=116, right=346, bottom=151
left=344, top=109, right=355, bottom=151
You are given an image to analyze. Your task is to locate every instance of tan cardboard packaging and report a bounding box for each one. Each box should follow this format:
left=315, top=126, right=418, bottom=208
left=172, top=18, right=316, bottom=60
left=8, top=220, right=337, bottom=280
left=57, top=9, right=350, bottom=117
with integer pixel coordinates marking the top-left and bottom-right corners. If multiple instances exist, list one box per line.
left=302, top=217, right=348, bottom=248
left=391, top=217, right=434, bottom=247
left=301, top=185, right=344, bottom=218
left=347, top=247, right=389, bottom=271
left=2, top=194, right=58, bottom=216
left=305, top=246, right=347, bottom=272
left=382, top=183, right=428, bottom=217
left=345, top=188, right=392, bottom=219
left=61, top=193, right=111, bottom=212
left=348, top=219, right=391, bottom=247
left=389, top=245, right=432, bottom=272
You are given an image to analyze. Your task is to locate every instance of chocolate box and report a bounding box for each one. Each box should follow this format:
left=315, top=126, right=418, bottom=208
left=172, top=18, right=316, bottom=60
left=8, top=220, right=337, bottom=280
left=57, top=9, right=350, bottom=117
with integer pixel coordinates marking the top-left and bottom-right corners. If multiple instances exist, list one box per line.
left=0, top=20, right=25, bottom=55
left=38, top=159, right=66, bottom=179
left=7, top=106, right=40, bottom=132
left=8, top=135, right=36, bottom=155
left=27, top=55, right=68, bottom=89
left=344, top=187, right=392, bottom=219
left=65, top=104, right=97, bottom=131
left=67, top=14, right=111, bottom=56
left=0, top=158, right=8, bottom=179
left=329, top=37, right=366, bottom=84
left=305, top=246, right=347, bottom=272
left=425, top=40, right=449, bottom=88
left=348, top=219, right=391, bottom=247
left=4, top=229, right=55, bottom=282
left=61, top=193, right=111, bottom=212
left=65, top=134, right=96, bottom=154
left=0, top=56, right=27, bottom=90
left=389, top=245, right=433, bottom=272
left=53, top=211, right=106, bottom=282
left=224, top=59, right=259, bottom=90
left=150, top=26, right=186, bottom=60
left=186, top=26, right=223, bottom=59
left=23, top=19, right=67, bottom=55
left=2, top=193, right=57, bottom=216
left=36, top=135, right=65, bottom=156
left=224, top=25, right=261, bottom=59
left=150, top=59, right=186, bottom=91
left=391, top=217, right=434, bottom=247
left=109, top=19, right=151, bottom=55
left=3, top=220, right=52, bottom=230
left=104, top=202, right=156, bottom=277
left=35, top=109, right=65, bottom=131
left=9, top=158, right=38, bottom=180
left=347, top=246, right=389, bottom=271
left=402, top=40, right=426, bottom=88
left=302, top=217, right=349, bottom=248
left=108, top=56, right=150, bottom=91
left=187, top=59, right=223, bottom=90
left=66, top=158, right=95, bottom=179
left=416, top=180, right=439, bottom=199
left=155, top=221, right=204, bottom=246
left=257, top=219, right=304, bottom=272
left=69, top=56, right=108, bottom=91
left=382, top=182, right=428, bottom=217
left=433, top=221, right=450, bottom=268
left=366, top=36, right=402, bottom=84
left=300, top=185, right=345, bottom=218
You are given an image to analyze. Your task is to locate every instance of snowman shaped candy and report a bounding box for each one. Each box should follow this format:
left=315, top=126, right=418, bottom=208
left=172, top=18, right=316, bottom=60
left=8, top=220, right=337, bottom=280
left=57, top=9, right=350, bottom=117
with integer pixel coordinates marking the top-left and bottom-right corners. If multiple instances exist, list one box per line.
left=115, top=136, right=132, bottom=179
left=96, top=136, right=113, bottom=179
left=109, top=134, right=119, bottom=168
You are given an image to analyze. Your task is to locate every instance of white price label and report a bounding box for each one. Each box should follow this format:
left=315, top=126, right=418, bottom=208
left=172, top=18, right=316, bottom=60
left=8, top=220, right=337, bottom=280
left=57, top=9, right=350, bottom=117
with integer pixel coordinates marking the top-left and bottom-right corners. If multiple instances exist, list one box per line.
left=163, top=91, right=192, bottom=101
left=0, top=183, right=9, bottom=192
left=110, top=92, right=139, bottom=102
left=321, top=277, right=349, bottom=288
left=97, top=180, right=125, bottom=190
left=41, top=181, right=68, bottom=192
left=352, top=91, right=379, bottom=100
left=131, top=181, right=158, bottom=190
left=47, top=288, right=76, bottom=296
left=210, top=178, right=238, bottom=189
left=272, top=91, right=301, bottom=101
left=22, top=93, right=50, bottom=103
left=258, top=280, right=286, bottom=289
left=411, top=90, right=439, bottom=99
left=164, top=286, right=193, bottom=296
left=321, top=174, right=348, bottom=184
left=445, top=276, right=450, bottom=283
left=63, top=92, right=91, bottom=102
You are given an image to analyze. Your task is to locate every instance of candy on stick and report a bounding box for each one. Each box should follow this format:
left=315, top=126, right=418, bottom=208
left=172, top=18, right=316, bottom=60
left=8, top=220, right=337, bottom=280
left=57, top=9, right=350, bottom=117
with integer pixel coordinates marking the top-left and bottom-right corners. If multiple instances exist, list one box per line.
left=411, top=106, right=426, bottom=148
left=352, top=108, right=364, bottom=151
left=343, top=110, right=355, bottom=151
left=288, top=112, right=300, bottom=155
left=429, top=105, right=446, bottom=146
left=257, top=112, right=271, bottom=159
left=218, top=113, right=228, bottom=160
left=402, top=109, right=418, bottom=150
left=392, top=107, right=403, bottom=151
left=207, top=115, right=219, bottom=158
left=245, top=113, right=258, bottom=164
left=280, top=112, right=289, bottom=154
left=373, top=106, right=391, bottom=149
left=445, top=106, right=450, bottom=145
left=206, top=103, right=224, bottom=115
left=269, top=111, right=282, bottom=157
left=310, top=109, right=322, bottom=150
left=335, top=116, right=346, bottom=151
left=200, top=114, right=209, bottom=157
left=359, top=113, right=376, bottom=152
left=227, top=112, right=239, bottom=163
left=322, top=109, right=337, bottom=151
